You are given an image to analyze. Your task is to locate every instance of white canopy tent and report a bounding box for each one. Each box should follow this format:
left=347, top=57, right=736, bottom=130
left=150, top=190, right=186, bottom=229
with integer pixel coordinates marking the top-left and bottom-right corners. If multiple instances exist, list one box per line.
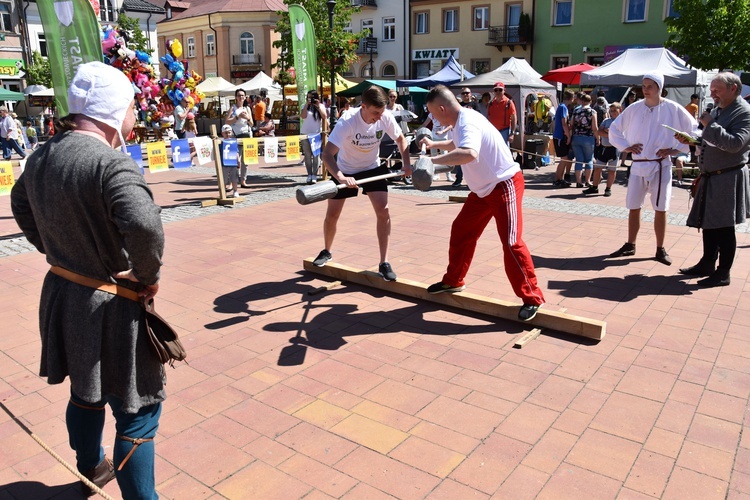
left=222, top=71, right=283, bottom=102
left=498, top=58, right=543, bottom=79
left=195, top=76, right=235, bottom=96
left=580, top=47, right=713, bottom=109
left=457, top=67, right=558, bottom=151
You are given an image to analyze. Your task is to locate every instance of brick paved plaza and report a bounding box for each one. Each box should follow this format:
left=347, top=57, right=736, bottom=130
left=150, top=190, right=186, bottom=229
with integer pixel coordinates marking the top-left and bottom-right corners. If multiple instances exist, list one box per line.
left=1, top=159, right=748, bottom=499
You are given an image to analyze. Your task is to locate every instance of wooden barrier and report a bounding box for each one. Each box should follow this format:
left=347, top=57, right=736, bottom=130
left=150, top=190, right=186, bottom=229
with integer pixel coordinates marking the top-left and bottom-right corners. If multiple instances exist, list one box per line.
left=303, top=258, right=606, bottom=341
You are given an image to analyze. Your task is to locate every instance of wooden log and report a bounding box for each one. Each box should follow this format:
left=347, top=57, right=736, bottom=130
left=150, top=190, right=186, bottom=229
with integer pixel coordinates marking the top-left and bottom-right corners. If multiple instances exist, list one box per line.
left=303, top=258, right=605, bottom=341
left=448, top=195, right=468, bottom=203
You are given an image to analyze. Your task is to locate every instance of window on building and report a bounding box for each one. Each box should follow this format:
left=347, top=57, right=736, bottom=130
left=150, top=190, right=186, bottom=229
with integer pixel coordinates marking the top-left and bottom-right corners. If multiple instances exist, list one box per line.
left=472, top=59, right=490, bottom=74
left=98, top=0, right=116, bottom=22
left=415, top=61, right=430, bottom=78
left=443, top=9, right=458, bottom=32
left=415, top=12, right=429, bottom=34
left=0, top=3, right=11, bottom=32
left=586, top=55, right=604, bottom=66
left=361, top=18, right=373, bottom=36
left=361, top=64, right=372, bottom=78
left=240, top=32, right=254, bottom=54
left=625, top=0, right=646, bottom=22
left=166, top=6, right=172, bottom=19
left=382, top=64, right=396, bottom=77
left=383, top=17, right=395, bottom=41
left=473, top=6, right=489, bottom=30
left=206, top=34, right=215, bottom=56
left=342, top=66, right=355, bottom=77
left=186, top=37, right=195, bottom=58
left=37, top=33, right=47, bottom=57
left=665, top=0, right=679, bottom=18
left=553, top=1, right=572, bottom=26
left=343, top=22, right=352, bottom=33
left=552, top=56, right=570, bottom=69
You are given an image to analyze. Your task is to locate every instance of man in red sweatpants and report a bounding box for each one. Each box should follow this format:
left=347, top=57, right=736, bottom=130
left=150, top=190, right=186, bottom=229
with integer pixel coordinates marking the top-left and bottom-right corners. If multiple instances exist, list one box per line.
left=419, top=85, right=545, bottom=321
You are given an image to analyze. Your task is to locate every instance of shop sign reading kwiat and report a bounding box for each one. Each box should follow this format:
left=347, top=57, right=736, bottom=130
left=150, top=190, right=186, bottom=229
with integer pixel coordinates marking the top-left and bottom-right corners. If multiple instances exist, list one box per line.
left=411, top=48, right=459, bottom=61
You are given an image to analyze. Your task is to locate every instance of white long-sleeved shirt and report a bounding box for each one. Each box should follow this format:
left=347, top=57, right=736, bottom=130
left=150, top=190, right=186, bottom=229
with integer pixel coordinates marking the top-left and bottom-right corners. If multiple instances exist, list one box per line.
left=608, top=98, right=698, bottom=177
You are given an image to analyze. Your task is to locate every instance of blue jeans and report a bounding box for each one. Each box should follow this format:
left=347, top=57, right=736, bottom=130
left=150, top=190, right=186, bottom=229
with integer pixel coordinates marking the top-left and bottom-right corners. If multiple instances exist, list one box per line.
left=571, top=135, right=595, bottom=171
left=67, top=391, right=161, bottom=499
left=2, top=137, right=26, bottom=159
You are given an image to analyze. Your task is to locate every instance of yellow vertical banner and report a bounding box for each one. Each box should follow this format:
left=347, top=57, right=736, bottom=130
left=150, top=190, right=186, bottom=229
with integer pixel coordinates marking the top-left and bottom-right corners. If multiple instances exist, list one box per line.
left=146, top=142, right=169, bottom=173
left=243, top=138, right=259, bottom=165
left=286, top=136, right=301, bottom=161
left=0, top=161, right=15, bottom=196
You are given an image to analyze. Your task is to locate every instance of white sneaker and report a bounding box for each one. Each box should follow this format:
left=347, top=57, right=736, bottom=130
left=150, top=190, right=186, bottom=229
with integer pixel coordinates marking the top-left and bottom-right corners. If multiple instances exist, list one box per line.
left=310, top=176, right=317, bottom=184
left=446, top=174, right=455, bottom=182
left=233, top=191, right=240, bottom=198
left=433, top=175, right=440, bottom=181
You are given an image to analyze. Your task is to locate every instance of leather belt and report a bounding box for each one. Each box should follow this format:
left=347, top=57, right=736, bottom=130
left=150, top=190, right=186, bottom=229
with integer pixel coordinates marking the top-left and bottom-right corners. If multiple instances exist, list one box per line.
left=49, top=266, right=140, bottom=302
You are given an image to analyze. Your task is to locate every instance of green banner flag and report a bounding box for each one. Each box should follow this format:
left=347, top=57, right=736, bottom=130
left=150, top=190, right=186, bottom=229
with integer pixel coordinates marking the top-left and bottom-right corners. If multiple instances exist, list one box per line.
left=289, top=5, right=317, bottom=110
left=37, top=0, right=103, bottom=115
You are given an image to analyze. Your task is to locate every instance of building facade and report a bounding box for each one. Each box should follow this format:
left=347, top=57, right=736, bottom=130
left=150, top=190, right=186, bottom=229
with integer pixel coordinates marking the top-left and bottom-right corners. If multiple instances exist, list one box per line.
left=533, top=0, right=676, bottom=73
left=408, top=0, right=534, bottom=79
left=345, top=0, right=409, bottom=80
left=157, top=0, right=285, bottom=84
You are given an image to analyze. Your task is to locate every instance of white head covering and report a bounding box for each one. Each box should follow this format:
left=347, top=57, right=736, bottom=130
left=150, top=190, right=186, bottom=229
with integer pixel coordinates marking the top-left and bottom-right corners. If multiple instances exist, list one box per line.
left=68, top=61, right=134, bottom=143
left=643, top=71, right=664, bottom=91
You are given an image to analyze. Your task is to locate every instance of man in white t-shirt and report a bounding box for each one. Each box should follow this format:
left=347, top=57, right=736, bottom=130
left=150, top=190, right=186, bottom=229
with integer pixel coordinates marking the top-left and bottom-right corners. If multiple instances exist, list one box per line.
left=419, top=85, right=545, bottom=321
left=607, top=72, right=698, bottom=265
left=314, top=86, right=412, bottom=281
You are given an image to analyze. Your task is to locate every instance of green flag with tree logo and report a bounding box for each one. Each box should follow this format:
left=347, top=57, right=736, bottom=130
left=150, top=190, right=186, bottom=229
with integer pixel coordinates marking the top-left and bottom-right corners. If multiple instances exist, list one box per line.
left=288, top=5, right=317, bottom=110
left=37, top=0, right=103, bottom=115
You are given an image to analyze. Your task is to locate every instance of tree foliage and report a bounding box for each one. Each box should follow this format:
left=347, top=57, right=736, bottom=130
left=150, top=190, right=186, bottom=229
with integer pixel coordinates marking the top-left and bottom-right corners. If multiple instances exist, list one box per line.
left=665, top=0, right=750, bottom=70
left=26, top=50, right=51, bottom=87
left=116, top=13, right=153, bottom=54
left=271, top=1, right=361, bottom=87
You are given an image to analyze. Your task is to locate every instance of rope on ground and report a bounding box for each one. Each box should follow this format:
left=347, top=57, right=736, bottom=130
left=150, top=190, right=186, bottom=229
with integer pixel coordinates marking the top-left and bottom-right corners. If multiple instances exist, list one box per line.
left=0, top=400, right=115, bottom=500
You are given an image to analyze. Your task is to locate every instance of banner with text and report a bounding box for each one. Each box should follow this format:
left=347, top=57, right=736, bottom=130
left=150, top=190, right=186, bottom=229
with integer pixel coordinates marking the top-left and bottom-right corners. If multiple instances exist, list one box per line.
left=37, top=0, right=104, bottom=115
left=308, top=133, right=322, bottom=157
left=264, top=138, right=278, bottom=163
left=193, top=137, right=213, bottom=165
left=0, top=161, right=14, bottom=195
left=125, top=144, right=144, bottom=174
left=243, top=138, right=259, bottom=165
left=286, top=136, right=300, bottom=161
left=221, top=139, right=238, bottom=167
left=147, top=142, right=169, bottom=173
left=289, top=4, right=317, bottom=129
left=171, top=139, right=192, bottom=168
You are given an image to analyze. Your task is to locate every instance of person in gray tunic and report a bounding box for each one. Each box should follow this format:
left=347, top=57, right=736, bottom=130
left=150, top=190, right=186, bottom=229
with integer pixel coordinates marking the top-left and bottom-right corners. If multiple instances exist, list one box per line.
left=679, top=72, right=750, bottom=287
left=11, top=62, right=165, bottom=498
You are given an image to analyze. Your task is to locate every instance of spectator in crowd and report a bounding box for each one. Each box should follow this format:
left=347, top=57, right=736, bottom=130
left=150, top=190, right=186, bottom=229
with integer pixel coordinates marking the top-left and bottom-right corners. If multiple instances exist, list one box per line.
left=253, top=95, right=266, bottom=123
left=300, top=90, right=327, bottom=184
left=552, top=90, right=574, bottom=187
left=25, top=120, right=38, bottom=150
left=255, top=112, right=275, bottom=137
left=585, top=102, right=621, bottom=196
left=487, top=82, right=517, bottom=144
left=571, top=93, right=598, bottom=189
left=0, top=106, right=27, bottom=159
left=225, top=89, right=253, bottom=188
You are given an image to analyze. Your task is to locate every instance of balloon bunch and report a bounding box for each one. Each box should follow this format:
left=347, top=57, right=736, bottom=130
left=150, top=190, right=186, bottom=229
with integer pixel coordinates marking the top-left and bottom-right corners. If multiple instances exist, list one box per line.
left=101, top=27, right=205, bottom=129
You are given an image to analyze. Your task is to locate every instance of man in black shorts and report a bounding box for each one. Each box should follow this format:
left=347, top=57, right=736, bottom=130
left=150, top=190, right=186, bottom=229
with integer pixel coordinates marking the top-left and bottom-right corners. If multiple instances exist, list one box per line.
left=314, top=86, right=412, bottom=281
left=552, top=90, right=574, bottom=187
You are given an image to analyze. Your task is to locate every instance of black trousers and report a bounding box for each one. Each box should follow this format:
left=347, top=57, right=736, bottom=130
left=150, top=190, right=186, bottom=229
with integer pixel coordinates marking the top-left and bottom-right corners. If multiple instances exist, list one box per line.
left=702, top=227, right=736, bottom=271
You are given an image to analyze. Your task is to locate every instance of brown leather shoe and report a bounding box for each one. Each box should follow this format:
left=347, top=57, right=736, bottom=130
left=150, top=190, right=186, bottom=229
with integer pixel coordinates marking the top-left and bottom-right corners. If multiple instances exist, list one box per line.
left=80, top=456, right=115, bottom=497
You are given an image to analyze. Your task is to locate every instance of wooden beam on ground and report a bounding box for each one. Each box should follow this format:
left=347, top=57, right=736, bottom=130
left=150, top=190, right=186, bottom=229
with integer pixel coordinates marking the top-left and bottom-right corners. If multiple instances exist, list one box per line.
left=307, top=280, right=342, bottom=296
left=303, top=259, right=605, bottom=341
left=448, top=195, right=468, bottom=203
left=514, top=328, right=542, bottom=348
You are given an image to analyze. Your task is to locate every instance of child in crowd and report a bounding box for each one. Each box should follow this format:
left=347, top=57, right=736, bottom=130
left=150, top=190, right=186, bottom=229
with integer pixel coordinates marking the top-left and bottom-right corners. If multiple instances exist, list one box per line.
left=183, top=118, right=197, bottom=138
left=25, top=121, right=38, bottom=150
left=220, top=124, right=240, bottom=197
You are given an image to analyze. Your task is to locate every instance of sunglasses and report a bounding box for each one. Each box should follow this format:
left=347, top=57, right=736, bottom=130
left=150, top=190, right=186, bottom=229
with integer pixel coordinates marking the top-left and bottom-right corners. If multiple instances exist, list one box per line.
left=494, top=89, right=504, bottom=92
left=389, top=95, right=397, bottom=98
left=461, top=91, right=471, bottom=94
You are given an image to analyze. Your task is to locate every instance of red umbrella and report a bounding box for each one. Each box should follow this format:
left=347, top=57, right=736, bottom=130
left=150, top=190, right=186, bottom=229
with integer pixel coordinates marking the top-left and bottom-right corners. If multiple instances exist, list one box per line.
left=541, top=63, right=596, bottom=85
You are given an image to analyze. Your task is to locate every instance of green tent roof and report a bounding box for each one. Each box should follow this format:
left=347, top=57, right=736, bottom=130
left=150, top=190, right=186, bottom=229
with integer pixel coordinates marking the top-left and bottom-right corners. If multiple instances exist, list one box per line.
left=0, top=87, right=27, bottom=101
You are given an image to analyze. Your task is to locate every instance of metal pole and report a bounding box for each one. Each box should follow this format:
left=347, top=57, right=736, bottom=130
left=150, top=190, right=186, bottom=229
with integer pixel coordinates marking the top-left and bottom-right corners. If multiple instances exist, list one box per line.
left=369, top=43, right=374, bottom=78
left=327, top=0, right=338, bottom=129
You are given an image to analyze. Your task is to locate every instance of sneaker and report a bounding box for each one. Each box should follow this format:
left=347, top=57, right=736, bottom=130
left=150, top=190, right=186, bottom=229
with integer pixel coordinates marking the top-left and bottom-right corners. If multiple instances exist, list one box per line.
left=610, top=242, right=636, bottom=257
left=582, top=186, right=599, bottom=194
left=81, top=456, right=115, bottom=497
left=446, top=174, right=455, bottom=182
left=576, top=183, right=584, bottom=188
left=378, top=262, right=397, bottom=281
left=313, top=249, right=332, bottom=267
left=452, top=179, right=462, bottom=186
left=655, top=247, right=672, bottom=266
left=311, top=176, right=317, bottom=184
left=518, top=303, right=541, bottom=321
left=604, top=188, right=612, bottom=197
left=427, top=281, right=465, bottom=294
left=404, top=177, right=412, bottom=185
left=433, top=174, right=440, bottom=181
left=232, top=191, right=240, bottom=198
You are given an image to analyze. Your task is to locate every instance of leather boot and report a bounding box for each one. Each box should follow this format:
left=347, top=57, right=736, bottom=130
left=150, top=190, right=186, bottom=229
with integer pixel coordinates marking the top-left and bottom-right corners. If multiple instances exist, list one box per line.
left=697, top=269, right=730, bottom=288
left=81, top=456, right=115, bottom=497
left=679, top=260, right=715, bottom=277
